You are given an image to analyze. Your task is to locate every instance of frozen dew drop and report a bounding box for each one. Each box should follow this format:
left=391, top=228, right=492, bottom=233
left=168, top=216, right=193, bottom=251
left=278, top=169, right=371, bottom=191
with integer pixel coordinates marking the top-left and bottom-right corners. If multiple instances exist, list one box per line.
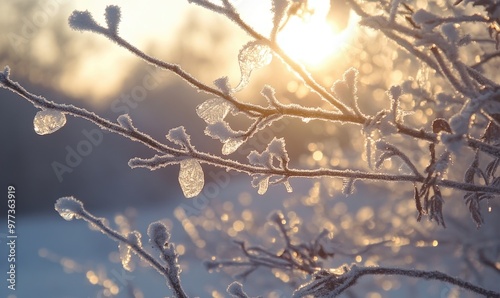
left=222, top=137, right=244, bottom=155
left=196, top=98, right=232, bottom=124
left=34, top=110, right=66, bottom=135
left=178, top=159, right=204, bottom=198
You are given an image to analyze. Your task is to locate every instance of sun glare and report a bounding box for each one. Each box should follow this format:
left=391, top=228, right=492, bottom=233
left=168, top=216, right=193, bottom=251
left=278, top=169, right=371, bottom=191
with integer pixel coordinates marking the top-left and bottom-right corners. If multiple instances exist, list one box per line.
left=276, top=1, right=359, bottom=67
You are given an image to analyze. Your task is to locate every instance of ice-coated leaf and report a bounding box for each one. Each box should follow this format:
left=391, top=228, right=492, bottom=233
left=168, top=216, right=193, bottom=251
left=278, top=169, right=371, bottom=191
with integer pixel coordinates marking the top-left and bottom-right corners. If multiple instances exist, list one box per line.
left=178, top=159, right=204, bottom=198
left=234, top=41, right=272, bottom=91
left=55, top=197, right=84, bottom=221
left=222, top=137, right=245, bottom=155
left=251, top=175, right=270, bottom=195
left=34, top=109, right=67, bottom=135
left=166, top=126, right=192, bottom=149
left=284, top=180, right=293, bottom=193
left=196, top=98, right=233, bottom=124
left=258, top=176, right=269, bottom=195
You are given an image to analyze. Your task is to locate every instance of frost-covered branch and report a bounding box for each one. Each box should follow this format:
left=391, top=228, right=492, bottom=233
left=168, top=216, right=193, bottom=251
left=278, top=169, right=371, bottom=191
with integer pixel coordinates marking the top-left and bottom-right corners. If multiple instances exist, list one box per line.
left=293, top=264, right=500, bottom=298
left=54, top=197, right=188, bottom=298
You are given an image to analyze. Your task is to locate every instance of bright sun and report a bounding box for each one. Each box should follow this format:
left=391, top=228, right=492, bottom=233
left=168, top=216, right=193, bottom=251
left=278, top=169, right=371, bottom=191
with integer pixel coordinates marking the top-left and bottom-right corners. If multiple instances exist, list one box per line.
left=276, top=1, right=359, bottom=67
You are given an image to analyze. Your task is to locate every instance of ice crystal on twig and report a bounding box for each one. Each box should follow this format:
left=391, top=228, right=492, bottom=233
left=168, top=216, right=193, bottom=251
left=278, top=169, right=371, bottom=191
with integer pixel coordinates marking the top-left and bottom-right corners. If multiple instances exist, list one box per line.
left=33, top=110, right=67, bottom=135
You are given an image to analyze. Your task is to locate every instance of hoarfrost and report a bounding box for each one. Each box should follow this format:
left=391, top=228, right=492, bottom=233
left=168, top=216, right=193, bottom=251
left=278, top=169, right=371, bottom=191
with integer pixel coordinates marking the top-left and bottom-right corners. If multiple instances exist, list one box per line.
left=248, top=137, right=289, bottom=168
left=166, top=126, right=192, bottom=149
left=68, top=10, right=100, bottom=33
left=55, top=197, right=84, bottom=221
left=178, top=159, right=204, bottom=198
left=34, top=110, right=67, bottom=135
left=147, top=221, right=170, bottom=249
left=117, top=114, right=135, bottom=131
left=105, top=5, right=121, bottom=34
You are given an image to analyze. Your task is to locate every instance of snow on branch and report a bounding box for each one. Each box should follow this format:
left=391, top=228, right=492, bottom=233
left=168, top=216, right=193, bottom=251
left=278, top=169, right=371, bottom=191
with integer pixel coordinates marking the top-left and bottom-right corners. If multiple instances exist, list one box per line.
left=55, top=197, right=188, bottom=298
left=292, top=264, right=500, bottom=298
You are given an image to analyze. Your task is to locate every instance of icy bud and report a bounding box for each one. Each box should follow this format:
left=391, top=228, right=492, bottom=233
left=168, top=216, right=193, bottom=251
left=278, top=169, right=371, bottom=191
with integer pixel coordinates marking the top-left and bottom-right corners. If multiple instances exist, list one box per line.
left=178, top=159, right=204, bottom=198
left=196, top=98, right=233, bottom=124
left=343, top=67, right=358, bottom=89
left=105, top=5, right=121, bottom=34
left=234, top=41, right=272, bottom=91
left=34, top=110, right=66, bottom=135
left=147, top=221, right=171, bottom=248
left=117, top=114, right=135, bottom=131
left=0, top=66, right=10, bottom=85
left=214, top=77, right=232, bottom=94
left=55, top=197, right=84, bottom=221
left=167, top=126, right=192, bottom=149
left=227, top=282, right=250, bottom=298
left=68, top=10, right=102, bottom=33
left=332, top=80, right=352, bottom=102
